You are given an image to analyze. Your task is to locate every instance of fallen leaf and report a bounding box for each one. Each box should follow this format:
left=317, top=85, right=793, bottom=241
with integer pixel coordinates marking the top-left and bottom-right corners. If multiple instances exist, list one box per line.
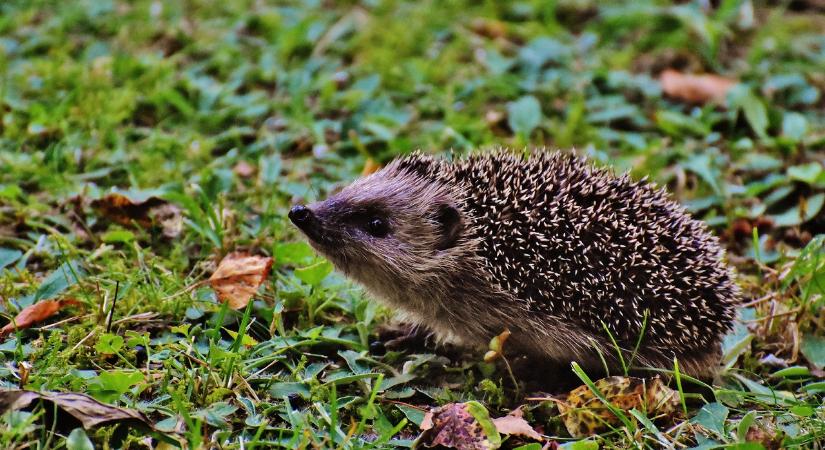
left=362, top=158, right=382, bottom=176
left=492, top=408, right=542, bottom=440
left=92, top=193, right=182, bottom=238
left=0, top=389, right=178, bottom=444
left=149, top=203, right=183, bottom=239
left=234, top=161, right=256, bottom=178
left=745, top=422, right=783, bottom=450
left=416, top=401, right=501, bottom=450
left=1, top=299, right=82, bottom=338
left=469, top=18, right=507, bottom=39
left=557, top=376, right=681, bottom=438
left=659, top=69, right=737, bottom=104
left=209, top=252, right=273, bottom=309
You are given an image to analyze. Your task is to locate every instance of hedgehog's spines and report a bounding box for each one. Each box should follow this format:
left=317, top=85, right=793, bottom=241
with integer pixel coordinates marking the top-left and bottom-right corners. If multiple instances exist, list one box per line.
left=390, top=149, right=738, bottom=351
left=313, top=149, right=739, bottom=374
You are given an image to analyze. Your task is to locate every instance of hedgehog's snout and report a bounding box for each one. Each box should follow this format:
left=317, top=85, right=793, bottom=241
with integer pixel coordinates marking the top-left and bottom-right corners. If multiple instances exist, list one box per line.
left=289, top=204, right=312, bottom=227
left=289, top=205, right=324, bottom=242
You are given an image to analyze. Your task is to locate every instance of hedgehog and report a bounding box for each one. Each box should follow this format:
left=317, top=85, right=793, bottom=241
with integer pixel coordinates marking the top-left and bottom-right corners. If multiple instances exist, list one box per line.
left=288, top=150, right=739, bottom=379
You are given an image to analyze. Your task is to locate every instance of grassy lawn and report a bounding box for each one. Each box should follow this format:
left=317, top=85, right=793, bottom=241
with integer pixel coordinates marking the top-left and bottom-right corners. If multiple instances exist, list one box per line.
left=1, top=0, right=824, bottom=448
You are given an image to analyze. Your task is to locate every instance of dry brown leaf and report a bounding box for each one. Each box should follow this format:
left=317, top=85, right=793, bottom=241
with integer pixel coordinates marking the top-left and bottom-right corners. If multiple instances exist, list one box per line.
left=557, top=376, right=681, bottom=438
left=209, top=252, right=273, bottom=309
left=492, top=408, right=541, bottom=440
left=234, top=161, right=256, bottom=178
left=0, top=299, right=81, bottom=338
left=416, top=402, right=501, bottom=450
left=469, top=18, right=507, bottom=39
left=91, top=193, right=182, bottom=238
left=0, top=389, right=180, bottom=444
left=362, top=158, right=382, bottom=176
left=660, top=69, right=737, bottom=104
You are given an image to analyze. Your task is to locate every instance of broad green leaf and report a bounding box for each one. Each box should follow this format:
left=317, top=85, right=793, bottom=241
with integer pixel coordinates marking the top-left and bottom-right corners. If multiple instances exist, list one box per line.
left=513, top=444, right=543, bottom=450
left=729, top=86, right=768, bottom=139
left=691, top=402, right=729, bottom=436
left=193, top=402, right=238, bottom=427
left=396, top=404, right=425, bottom=427
left=655, top=110, right=710, bottom=136
left=738, top=154, right=782, bottom=172
left=787, top=162, right=823, bottom=185
left=95, top=334, right=124, bottom=354
left=737, top=411, right=756, bottom=441
left=770, top=193, right=824, bottom=227
left=269, top=382, right=311, bottom=399
left=800, top=334, right=825, bottom=369
left=782, top=112, right=807, bottom=142
left=35, top=260, right=86, bottom=301
left=88, top=370, right=144, bottom=402
left=275, top=241, right=316, bottom=266
left=772, top=366, right=810, bottom=378
left=102, top=229, right=135, bottom=243
left=294, top=260, right=333, bottom=286
left=802, top=381, right=825, bottom=394
left=66, top=428, right=94, bottom=450
left=0, top=248, right=22, bottom=270
left=682, top=153, right=723, bottom=196
left=465, top=401, right=502, bottom=449
left=507, top=95, right=542, bottom=138
left=260, top=153, right=283, bottom=186
left=562, top=441, right=599, bottom=450
left=789, top=405, right=814, bottom=417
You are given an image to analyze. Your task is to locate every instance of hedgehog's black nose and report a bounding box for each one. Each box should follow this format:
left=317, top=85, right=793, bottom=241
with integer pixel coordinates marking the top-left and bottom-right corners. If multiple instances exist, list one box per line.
left=289, top=205, right=312, bottom=227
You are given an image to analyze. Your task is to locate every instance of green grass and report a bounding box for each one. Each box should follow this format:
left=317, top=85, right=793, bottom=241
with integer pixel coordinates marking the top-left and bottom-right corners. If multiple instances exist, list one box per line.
left=1, top=0, right=824, bottom=448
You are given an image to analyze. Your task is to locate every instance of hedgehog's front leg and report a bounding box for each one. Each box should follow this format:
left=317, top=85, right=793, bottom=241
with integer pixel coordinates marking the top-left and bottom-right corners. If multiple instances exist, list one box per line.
left=374, top=321, right=460, bottom=355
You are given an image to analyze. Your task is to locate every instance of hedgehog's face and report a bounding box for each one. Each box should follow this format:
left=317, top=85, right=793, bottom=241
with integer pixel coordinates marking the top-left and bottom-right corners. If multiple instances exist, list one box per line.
left=288, top=167, right=465, bottom=293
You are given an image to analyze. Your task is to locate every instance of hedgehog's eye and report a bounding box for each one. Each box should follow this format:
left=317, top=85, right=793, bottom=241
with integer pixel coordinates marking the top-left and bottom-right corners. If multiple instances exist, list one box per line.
left=365, top=217, right=389, bottom=237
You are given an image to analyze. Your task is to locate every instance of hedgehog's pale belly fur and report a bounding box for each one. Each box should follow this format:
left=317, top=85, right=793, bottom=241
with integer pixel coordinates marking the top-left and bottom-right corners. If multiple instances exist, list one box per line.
left=298, top=150, right=740, bottom=378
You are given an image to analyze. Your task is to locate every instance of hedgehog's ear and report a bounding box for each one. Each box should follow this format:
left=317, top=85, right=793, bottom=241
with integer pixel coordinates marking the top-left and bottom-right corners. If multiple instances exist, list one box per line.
left=434, top=204, right=462, bottom=251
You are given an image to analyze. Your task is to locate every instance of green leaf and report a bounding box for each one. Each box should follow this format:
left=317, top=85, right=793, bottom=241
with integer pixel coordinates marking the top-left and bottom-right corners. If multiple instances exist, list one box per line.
left=269, top=382, right=311, bottom=399
left=738, top=153, right=782, bottom=172
left=789, top=405, right=814, bottom=417
left=787, top=162, right=823, bottom=185
left=691, top=402, right=729, bottom=436
left=513, top=444, right=543, bottom=450
left=0, top=248, right=23, bottom=270
left=783, top=235, right=825, bottom=290
left=772, top=366, right=810, bottom=378
left=770, top=193, right=825, bottom=227
left=275, top=241, right=316, bottom=267
left=395, top=404, right=425, bottom=427
left=66, top=428, right=94, bottom=450
left=801, top=381, right=825, bottom=394
left=729, top=86, right=768, bottom=140
left=35, top=260, right=86, bottom=301
left=101, top=229, right=135, bottom=244
left=260, top=153, right=283, bottom=186
left=682, top=153, right=723, bottom=196
left=95, top=334, right=124, bottom=354
left=562, top=441, right=599, bottom=450
left=193, top=402, right=238, bottom=427
left=737, top=410, right=756, bottom=441
left=655, top=110, right=710, bottom=136
left=507, top=95, right=542, bottom=138
left=88, top=370, right=144, bottom=402
left=781, top=112, right=807, bottom=142
left=721, top=308, right=755, bottom=365
left=465, top=401, right=501, bottom=449
left=294, top=260, right=333, bottom=286
left=800, top=334, right=825, bottom=369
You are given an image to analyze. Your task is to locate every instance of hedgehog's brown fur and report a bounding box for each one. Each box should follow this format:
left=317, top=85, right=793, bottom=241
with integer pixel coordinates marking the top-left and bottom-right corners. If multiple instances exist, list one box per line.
left=289, top=150, right=739, bottom=379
